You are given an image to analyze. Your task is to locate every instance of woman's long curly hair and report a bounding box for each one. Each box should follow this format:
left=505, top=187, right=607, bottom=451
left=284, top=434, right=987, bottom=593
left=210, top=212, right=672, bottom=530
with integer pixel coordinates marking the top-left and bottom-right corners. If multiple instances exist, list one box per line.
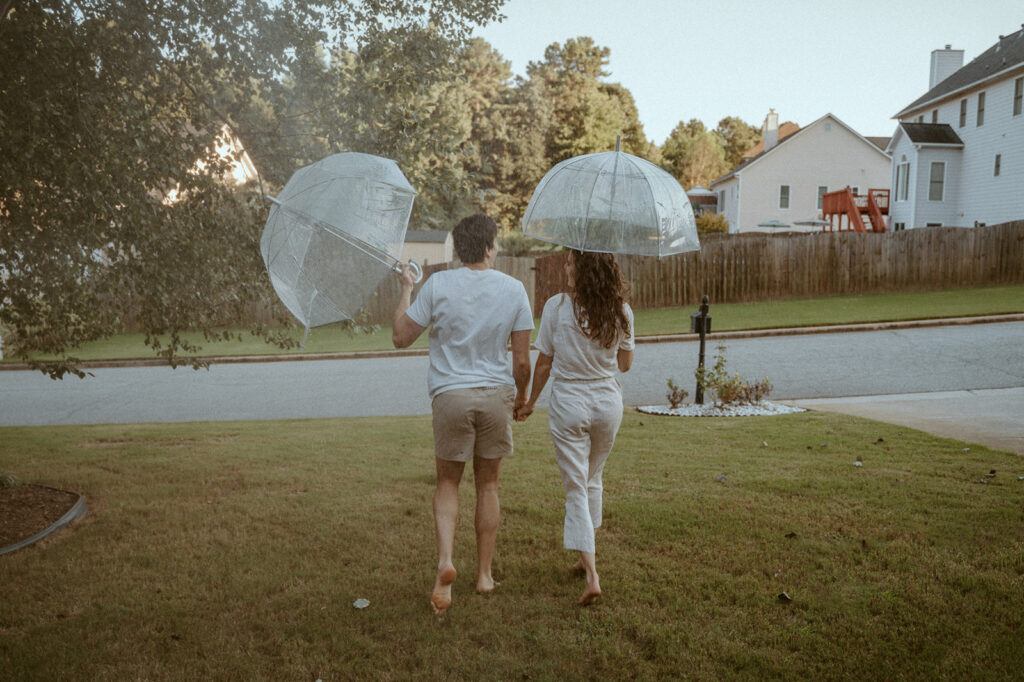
left=569, top=250, right=631, bottom=349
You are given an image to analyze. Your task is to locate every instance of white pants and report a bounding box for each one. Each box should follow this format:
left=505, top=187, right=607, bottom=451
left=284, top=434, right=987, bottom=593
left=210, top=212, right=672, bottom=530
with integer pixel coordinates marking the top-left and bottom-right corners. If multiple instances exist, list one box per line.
left=548, top=378, right=623, bottom=554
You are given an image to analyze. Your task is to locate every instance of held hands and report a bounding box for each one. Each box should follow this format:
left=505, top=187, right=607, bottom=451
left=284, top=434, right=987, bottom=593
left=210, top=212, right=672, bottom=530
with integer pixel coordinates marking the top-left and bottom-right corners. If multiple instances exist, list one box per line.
left=514, top=398, right=534, bottom=422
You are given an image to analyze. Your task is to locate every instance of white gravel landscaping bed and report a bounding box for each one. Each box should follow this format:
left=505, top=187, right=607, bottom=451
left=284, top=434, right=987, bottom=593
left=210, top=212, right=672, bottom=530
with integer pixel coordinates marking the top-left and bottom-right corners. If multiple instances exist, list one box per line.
left=637, top=402, right=806, bottom=417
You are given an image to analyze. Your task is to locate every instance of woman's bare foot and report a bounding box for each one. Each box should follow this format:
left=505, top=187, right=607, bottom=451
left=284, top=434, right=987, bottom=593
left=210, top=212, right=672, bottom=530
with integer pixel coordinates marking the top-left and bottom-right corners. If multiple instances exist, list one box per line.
left=476, top=575, right=500, bottom=594
left=431, top=565, right=457, bottom=614
left=571, top=559, right=586, bottom=575
left=578, top=580, right=601, bottom=606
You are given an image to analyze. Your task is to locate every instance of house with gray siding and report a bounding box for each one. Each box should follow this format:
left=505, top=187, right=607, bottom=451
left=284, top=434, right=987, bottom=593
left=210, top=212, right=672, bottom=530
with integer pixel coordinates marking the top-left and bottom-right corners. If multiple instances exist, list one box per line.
left=887, top=28, right=1024, bottom=229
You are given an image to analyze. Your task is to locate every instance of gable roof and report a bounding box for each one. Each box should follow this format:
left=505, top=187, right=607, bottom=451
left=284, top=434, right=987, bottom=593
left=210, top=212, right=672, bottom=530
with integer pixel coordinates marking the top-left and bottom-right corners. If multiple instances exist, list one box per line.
left=405, top=229, right=451, bottom=244
left=741, top=121, right=800, bottom=159
left=897, top=122, right=964, bottom=146
left=709, top=113, right=890, bottom=188
left=895, top=27, right=1024, bottom=118
left=866, top=136, right=891, bottom=151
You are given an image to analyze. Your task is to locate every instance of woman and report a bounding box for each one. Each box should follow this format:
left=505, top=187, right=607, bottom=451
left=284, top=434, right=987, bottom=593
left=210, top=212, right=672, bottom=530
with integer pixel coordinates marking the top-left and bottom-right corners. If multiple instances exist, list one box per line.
left=516, top=249, right=634, bottom=605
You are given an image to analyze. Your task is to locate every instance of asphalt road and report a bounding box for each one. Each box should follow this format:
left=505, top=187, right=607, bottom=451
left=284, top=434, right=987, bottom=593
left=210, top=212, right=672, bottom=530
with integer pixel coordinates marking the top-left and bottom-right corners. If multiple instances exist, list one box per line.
left=1, top=322, right=1022, bottom=427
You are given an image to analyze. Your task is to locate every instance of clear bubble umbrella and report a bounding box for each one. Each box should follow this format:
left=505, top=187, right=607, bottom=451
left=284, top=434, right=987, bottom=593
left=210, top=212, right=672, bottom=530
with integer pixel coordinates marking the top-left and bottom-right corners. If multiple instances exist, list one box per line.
left=260, top=152, right=420, bottom=331
left=521, top=142, right=700, bottom=256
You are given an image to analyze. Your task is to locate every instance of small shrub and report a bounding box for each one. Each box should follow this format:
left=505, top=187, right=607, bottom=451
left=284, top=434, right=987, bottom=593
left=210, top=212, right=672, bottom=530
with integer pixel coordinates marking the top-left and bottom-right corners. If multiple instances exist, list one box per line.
left=696, top=212, right=729, bottom=235
left=695, top=344, right=773, bottom=406
left=666, top=379, right=688, bottom=408
left=498, top=231, right=538, bottom=256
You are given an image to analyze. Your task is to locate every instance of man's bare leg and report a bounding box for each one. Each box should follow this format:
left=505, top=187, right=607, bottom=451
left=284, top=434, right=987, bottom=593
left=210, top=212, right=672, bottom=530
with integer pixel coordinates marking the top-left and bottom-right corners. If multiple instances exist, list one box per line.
left=472, top=455, right=502, bottom=593
left=432, top=458, right=464, bottom=614
left=577, top=551, right=601, bottom=605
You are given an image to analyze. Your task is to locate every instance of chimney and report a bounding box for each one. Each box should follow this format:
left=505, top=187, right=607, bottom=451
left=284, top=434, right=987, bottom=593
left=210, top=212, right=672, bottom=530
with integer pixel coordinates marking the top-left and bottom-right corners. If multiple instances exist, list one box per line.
left=763, top=109, right=779, bottom=151
left=930, top=45, right=964, bottom=89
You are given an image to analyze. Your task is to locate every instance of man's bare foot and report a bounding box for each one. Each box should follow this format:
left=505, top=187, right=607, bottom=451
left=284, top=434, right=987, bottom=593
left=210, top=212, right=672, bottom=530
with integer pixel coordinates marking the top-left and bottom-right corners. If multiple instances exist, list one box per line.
left=578, top=582, right=601, bottom=606
left=431, top=565, right=457, bottom=615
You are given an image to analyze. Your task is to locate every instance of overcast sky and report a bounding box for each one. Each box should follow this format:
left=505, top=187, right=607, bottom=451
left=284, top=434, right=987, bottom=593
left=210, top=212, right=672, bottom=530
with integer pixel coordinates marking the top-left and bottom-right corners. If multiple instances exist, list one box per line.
left=474, top=0, right=1024, bottom=143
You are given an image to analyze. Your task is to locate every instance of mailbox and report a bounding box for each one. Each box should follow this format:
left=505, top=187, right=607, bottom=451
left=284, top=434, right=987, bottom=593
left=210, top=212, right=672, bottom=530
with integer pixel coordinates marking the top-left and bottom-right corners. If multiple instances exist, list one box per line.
left=690, top=311, right=711, bottom=334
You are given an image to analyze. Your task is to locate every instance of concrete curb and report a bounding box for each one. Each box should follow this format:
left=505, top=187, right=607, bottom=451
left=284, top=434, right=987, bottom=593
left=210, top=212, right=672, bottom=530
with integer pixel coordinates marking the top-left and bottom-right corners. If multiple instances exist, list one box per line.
left=2, top=313, right=1022, bottom=371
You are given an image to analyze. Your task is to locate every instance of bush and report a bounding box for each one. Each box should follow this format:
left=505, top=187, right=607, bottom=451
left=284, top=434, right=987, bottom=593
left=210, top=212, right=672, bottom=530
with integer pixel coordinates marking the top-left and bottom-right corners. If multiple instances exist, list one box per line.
left=696, top=212, right=729, bottom=235
left=694, top=344, right=773, bottom=406
left=498, top=232, right=539, bottom=256
left=665, top=379, right=689, bottom=408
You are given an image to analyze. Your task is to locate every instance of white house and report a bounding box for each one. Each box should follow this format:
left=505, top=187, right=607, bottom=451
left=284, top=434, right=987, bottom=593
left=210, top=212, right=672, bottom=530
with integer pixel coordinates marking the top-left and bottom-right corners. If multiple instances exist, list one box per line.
left=403, top=229, right=453, bottom=265
left=709, top=110, right=891, bottom=233
left=887, top=28, right=1024, bottom=229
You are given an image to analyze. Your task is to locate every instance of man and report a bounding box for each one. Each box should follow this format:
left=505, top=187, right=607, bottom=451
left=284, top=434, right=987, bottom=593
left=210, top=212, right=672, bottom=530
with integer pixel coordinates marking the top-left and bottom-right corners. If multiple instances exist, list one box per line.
left=392, top=213, right=533, bottom=615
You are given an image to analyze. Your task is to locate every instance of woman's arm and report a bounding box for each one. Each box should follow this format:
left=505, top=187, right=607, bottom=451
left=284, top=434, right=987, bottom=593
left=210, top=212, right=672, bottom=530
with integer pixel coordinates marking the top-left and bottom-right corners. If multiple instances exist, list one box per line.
left=617, top=348, right=633, bottom=373
left=516, top=352, right=553, bottom=421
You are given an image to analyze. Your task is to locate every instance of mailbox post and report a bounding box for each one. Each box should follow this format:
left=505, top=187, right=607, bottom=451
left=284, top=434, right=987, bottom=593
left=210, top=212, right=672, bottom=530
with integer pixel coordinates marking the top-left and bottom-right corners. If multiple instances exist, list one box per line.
left=690, top=295, right=711, bottom=404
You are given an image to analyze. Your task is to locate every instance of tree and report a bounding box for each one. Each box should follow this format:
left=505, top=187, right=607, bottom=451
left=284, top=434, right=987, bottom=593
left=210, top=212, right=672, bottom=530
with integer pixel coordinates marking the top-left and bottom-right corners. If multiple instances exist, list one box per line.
left=661, top=119, right=729, bottom=190
left=0, top=0, right=503, bottom=377
left=716, top=116, right=762, bottom=169
left=525, top=37, right=657, bottom=165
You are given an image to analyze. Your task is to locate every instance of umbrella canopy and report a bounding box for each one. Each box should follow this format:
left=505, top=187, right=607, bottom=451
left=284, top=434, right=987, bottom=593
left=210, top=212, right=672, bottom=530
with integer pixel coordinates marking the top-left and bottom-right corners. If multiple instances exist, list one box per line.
left=757, top=220, right=790, bottom=228
left=260, top=152, right=418, bottom=329
left=521, top=150, right=700, bottom=257
left=794, top=218, right=829, bottom=227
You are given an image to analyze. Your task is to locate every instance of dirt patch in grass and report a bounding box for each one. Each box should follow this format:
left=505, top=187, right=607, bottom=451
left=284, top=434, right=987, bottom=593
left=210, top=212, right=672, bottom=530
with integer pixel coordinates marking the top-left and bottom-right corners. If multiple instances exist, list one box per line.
left=0, top=484, right=78, bottom=547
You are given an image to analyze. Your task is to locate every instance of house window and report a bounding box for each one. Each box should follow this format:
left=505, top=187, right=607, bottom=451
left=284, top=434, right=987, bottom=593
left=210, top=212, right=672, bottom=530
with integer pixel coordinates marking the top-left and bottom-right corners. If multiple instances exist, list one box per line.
left=850, top=186, right=859, bottom=196
left=929, top=162, right=945, bottom=201
left=994, top=154, right=1001, bottom=176
left=926, top=222, right=943, bottom=227
left=959, top=99, right=967, bottom=127
left=896, top=162, right=910, bottom=201
left=916, top=115, right=924, bottom=123
left=977, top=91, right=986, bottom=126
left=1015, top=78, right=1023, bottom=116
left=717, top=190, right=725, bottom=212
left=931, top=109, right=938, bottom=123
left=817, top=185, right=828, bottom=209
left=779, top=185, right=790, bottom=209
left=894, top=222, right=906, bottom=231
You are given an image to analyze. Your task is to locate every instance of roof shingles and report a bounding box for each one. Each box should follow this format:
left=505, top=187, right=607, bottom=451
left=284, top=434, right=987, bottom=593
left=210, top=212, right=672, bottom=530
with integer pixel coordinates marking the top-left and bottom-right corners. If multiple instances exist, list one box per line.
left=897, top=28, right=1024, bottom=116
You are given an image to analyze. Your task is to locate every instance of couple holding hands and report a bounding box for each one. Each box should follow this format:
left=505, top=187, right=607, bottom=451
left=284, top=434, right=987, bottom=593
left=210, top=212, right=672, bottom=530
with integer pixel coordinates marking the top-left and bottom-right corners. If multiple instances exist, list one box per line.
left=393, top=214, right=634, bottom=615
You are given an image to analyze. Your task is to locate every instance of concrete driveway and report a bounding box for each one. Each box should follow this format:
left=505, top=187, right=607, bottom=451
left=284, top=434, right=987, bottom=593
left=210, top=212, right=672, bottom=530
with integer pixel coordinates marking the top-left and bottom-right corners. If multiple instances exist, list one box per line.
left=786, top=387, right=1024, bottom=454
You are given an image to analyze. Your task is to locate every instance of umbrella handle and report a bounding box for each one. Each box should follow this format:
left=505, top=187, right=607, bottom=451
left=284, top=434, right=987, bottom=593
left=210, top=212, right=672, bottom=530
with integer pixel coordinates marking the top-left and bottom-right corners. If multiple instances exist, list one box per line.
left=395, top=259, right=423, bottom=284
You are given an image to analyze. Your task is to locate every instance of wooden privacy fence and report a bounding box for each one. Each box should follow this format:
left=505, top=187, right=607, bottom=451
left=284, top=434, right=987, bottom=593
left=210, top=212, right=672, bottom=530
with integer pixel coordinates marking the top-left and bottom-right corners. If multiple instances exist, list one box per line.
left=238, top=222, right=1022, bottom=325
left=534, top=221, right=1024, bottom=314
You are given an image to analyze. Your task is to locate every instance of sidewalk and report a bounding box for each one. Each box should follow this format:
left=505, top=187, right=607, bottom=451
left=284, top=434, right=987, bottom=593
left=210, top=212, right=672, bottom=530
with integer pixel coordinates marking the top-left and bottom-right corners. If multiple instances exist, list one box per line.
left=786, top=387, right=1024, bottom=455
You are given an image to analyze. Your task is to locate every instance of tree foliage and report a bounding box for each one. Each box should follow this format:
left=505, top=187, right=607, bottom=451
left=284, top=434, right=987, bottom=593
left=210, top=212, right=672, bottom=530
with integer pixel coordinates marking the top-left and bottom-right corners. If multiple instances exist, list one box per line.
left=0, top=0, right=503, bottom=377
left=2, top=7, right=761, bottom=379
left=661, top=119, right=729, bottom=190
left=716, top=116, right=762, bottom=169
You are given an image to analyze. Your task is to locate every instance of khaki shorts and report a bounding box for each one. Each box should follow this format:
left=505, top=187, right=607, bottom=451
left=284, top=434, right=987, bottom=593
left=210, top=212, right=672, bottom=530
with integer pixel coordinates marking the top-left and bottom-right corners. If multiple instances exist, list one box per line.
left=431, top=385, right=515, bottom=462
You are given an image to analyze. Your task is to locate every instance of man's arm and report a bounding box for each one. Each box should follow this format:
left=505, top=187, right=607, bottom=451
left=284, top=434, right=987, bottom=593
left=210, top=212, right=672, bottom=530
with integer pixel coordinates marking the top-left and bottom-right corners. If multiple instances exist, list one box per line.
left=510, top=329, right=532, bottom=417
left=516, top=351, right=551, bottom=422
left=392, top=268, right=426, bottom=349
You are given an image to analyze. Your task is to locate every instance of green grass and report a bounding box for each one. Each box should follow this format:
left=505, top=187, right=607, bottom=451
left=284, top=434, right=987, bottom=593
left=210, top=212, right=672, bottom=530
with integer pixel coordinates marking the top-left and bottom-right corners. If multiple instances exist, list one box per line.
left=2, top=412, right=1022, bottom=680
left=5, top=283, right=1022, bottom=364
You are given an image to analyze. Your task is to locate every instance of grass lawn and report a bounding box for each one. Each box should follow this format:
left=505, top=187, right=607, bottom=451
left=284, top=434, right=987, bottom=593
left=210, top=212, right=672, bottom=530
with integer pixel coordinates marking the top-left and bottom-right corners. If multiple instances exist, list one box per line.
left=2, top=412, right=1022, bottom=680
left=4, top=283, right=1022, bottom=363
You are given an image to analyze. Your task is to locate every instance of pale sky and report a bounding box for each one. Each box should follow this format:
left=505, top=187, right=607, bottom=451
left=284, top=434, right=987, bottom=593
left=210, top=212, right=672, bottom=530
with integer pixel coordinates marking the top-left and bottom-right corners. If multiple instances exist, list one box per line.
left=474, top=0, right=1024, bottom=144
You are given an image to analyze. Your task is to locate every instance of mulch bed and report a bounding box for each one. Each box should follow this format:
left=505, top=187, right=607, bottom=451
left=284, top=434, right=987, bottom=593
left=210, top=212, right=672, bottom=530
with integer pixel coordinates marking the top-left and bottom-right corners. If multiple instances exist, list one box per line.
left=0, top=485, right=79, bottom=547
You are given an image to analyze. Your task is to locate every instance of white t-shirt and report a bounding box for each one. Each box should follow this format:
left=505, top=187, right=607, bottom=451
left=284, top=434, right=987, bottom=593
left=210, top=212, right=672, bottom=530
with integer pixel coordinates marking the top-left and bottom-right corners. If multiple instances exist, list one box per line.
left=406, top=267, right=534, bottom=398
left=534, top=293, right=635, bottom=381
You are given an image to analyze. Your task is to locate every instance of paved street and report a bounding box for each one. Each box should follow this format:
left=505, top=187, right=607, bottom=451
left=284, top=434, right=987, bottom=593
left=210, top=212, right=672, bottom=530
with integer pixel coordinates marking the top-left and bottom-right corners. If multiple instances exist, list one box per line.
left=2, top=322, right=1022, bottom=436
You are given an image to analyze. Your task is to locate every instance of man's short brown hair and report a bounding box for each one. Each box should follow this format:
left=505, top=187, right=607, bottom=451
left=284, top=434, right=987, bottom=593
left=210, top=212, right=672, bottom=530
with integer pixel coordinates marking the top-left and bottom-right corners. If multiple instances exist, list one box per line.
left=452, top=214, right=498, bottom=264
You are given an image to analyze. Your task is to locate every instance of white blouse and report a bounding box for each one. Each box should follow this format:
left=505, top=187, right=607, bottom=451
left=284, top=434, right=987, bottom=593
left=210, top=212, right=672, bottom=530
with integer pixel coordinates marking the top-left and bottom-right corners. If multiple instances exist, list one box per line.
left=534, top=293, right=634, bottom=381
